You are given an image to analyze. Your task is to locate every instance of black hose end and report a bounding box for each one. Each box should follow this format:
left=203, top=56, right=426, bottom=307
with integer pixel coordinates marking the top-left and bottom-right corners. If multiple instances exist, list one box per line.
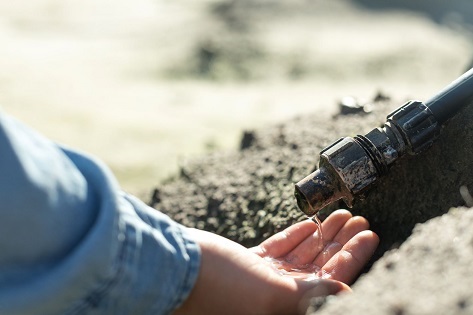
left=294, top=167, right=343, bottom=216
left=294, top=185, right=312, bottom=216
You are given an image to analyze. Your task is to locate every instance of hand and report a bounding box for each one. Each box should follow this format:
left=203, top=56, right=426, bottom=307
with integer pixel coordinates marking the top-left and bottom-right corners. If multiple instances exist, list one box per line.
left=174, top=210, right=379, bottom=315
left=252, top=209, right=379, bottom=284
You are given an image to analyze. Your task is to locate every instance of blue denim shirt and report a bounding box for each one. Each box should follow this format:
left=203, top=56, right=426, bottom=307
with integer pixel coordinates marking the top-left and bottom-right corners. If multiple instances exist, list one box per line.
left=0, top=112, right=201, bottom=315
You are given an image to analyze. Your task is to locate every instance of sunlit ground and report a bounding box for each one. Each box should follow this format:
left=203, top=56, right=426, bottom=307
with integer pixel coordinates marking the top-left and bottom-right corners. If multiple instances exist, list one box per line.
left=0, top=0, right=471, bottom=196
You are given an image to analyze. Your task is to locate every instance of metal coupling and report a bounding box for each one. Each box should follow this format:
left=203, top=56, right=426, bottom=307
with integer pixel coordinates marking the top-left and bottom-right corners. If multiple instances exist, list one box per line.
left=295, top=68, right=473, bottom=216
left=295, top=100, right=442, bottom=216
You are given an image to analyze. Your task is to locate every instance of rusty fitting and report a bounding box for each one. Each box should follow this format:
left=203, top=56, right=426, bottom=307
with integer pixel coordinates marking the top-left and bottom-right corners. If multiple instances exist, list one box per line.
left=295, top=68, right=473, bottom=216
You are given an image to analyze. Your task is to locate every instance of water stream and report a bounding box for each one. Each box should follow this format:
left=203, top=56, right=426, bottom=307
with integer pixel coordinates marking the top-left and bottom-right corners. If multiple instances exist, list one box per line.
left=266, top=209, right=331, bottom=281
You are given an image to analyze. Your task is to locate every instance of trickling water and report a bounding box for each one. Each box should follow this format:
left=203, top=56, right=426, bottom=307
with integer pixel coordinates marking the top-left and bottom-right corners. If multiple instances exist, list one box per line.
left=265, top=211, right=331, bottom=281
left=310, top=213, right=324, bottom=250
left=265, top=257, right=323, bottom=280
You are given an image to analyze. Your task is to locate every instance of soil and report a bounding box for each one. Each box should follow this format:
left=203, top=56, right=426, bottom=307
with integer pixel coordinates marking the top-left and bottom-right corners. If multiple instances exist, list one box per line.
left=150, top=95, right=396, bottom=248
left=150, top=90, right=473, bottom=314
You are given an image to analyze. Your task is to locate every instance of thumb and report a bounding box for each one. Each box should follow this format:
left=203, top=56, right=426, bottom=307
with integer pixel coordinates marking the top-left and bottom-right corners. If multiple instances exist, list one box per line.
left=297, top=279, right=351, bottom=314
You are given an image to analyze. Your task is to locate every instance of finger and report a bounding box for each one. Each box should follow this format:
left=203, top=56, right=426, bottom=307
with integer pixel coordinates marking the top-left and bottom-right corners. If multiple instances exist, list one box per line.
left=313, top=216, right=369, bottom=267
left=297, top=279, right=351, bottom=314
left=254, top=220, right=318, bottom=258
left=333, top=216, right=370, bottom=244
left=312, top=241, right=343, bottom=268
left=269, top=277, right=350, bottom=315
left=319, top=230, right=379, bottom=284
left=297, top=278, right=351, bottom=295
left=284, top=210, right=352, bottom=266
left=320, top=210, right=353, bottom=241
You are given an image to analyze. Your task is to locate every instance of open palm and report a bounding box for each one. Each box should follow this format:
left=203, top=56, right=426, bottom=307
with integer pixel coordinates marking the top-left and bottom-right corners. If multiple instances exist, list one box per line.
left=252, top=209, right=379, bottom=285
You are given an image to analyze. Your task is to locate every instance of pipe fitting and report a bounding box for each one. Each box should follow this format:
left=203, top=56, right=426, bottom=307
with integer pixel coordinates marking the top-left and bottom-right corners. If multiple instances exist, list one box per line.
left=294, top=67, right=473, bottom=216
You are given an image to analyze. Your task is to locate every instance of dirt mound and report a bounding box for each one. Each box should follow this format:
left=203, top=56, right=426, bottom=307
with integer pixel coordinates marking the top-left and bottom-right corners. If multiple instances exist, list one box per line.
left=150, top=96, right=395, bottom=247
left=150, top=94, right=473, bottom=314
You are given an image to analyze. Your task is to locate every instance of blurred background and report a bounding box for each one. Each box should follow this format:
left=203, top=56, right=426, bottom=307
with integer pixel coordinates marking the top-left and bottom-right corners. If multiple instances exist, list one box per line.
left=0, top=0, right=471, bottom=196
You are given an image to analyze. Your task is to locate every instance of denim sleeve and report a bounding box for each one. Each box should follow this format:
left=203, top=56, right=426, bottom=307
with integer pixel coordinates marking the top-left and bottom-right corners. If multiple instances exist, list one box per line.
left=0, top=112, right=201, bottom=315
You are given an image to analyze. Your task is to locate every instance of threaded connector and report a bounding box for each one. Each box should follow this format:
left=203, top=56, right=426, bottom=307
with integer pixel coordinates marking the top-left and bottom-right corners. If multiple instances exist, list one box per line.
left=295, top=101, right=441, bottom=216
left=295, top=69, right=473, bottom=216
